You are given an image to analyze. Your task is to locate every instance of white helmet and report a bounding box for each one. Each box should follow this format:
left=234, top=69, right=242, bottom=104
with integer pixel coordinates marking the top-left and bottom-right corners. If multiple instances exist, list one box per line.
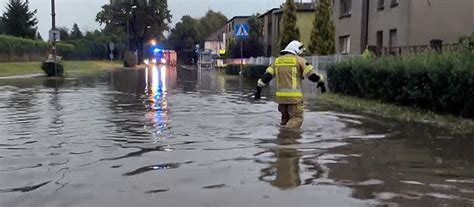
left=281, top=40, right=305, bottom=55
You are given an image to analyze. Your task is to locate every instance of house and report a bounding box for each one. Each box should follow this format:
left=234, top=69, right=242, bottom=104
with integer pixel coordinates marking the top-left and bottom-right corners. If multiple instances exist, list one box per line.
left=204, top=26, right=226, bottom=56
left=258, top=1, right=316, bottom=56
left=333, top=0, right=474, bottom=54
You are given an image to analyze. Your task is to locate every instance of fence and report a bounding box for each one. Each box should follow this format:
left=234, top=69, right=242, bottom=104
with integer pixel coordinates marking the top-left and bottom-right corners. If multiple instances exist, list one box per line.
left=222, top=55, right=358, bottom=72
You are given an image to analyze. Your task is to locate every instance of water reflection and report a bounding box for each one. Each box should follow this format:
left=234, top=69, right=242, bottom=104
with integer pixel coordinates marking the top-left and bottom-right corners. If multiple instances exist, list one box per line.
left=259, top=129, right=303, bottom=189
left=144, top=65, right=169, bottom=137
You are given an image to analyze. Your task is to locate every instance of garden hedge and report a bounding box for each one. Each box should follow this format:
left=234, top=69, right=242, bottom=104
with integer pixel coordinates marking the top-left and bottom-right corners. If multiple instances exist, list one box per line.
left=0, top=35, right=116, bottom=62
left=327, top=47, right=474, bottom=118
left=225, top=64, right=268, bottom=79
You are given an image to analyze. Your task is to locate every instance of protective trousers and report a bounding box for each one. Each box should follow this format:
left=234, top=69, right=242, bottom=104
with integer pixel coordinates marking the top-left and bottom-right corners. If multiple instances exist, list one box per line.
left=278, top=102, right=304, bottom=129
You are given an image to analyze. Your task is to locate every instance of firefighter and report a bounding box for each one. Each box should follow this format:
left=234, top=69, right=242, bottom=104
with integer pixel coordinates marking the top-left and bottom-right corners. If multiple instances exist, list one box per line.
left=254, top=40, right=326, bottom=129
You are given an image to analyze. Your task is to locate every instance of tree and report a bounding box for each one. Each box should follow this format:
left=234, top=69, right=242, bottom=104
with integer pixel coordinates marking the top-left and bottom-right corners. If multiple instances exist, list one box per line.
left=58, top=27, right=70, bottom=41
left=96, top=0, right=172, bottom=62
left=0, top=0, right=38, bottom=39
left=36, top=32, right=42, bottom=40
left=167, top=10, right=227, bottom=51
left=0, top=20, right=4, bottom=34
left=168, top=15, right=200, bottom=51
left=70, top=23, right=83, bottom=40
left=279, top=0, right=300, bottom=50
left=308, top=0, right=335, bottom=55
left=197, top=10, right=228, bottom=42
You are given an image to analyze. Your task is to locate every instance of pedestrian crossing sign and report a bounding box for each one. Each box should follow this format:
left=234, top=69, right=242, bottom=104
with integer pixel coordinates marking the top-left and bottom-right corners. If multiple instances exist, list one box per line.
left=234, top=24, right=249, bottom=39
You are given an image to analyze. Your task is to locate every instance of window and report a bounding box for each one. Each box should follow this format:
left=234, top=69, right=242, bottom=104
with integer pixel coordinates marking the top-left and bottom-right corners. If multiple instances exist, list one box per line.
left=376, top=31, right=383, bottom=49
left=390, top=0, right=399, bottom=7
left=389, top=29, right=397, bottom=50
left=339, top=0, right=352, bottom=18
left=377, top=0, right=384, bottom=10
left=339, top=35, right=351, bottom=54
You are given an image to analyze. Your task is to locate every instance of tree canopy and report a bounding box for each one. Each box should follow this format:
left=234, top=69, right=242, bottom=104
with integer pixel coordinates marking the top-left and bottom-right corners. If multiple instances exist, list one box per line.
left=308, top=0, right=335, bottom=55
left=96, top=0, right=172, bottom=62
left=167, top=10, right=227, bottom=52
left=58, top=27, right=70, bottom=41
left=279, top=0, right=300, bottom=50
left=96, top=0, right=172, bottom=42
left=70, top=23, right=84, bottom=40
left=0, top=0, right=38, bottom=39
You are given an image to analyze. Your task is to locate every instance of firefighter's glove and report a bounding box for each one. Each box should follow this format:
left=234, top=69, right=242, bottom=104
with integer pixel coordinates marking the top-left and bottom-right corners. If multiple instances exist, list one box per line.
left=255, top=86, right=262, bottom=100
left=317, top=82, right=327, bottom=94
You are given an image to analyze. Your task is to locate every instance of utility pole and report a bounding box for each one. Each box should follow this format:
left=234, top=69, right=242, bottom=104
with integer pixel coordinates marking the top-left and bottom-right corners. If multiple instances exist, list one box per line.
left=51, top=0, right=57, bottom=76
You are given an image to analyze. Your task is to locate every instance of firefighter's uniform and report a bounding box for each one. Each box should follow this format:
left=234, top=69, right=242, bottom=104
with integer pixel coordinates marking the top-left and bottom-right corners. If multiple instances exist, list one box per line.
left=255, top=41, right=325, bottom=129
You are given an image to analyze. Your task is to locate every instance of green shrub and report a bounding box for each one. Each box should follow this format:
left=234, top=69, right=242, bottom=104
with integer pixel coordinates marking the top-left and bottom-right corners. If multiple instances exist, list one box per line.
left=328, top=48, right=474, bottom=118
left=0, top=34, right=48, bottom=54
left=225, top=64, right=241, bottom=75
left=242, top=65, right=268, bottom=79
left=0, top=34, right=117, bottom=62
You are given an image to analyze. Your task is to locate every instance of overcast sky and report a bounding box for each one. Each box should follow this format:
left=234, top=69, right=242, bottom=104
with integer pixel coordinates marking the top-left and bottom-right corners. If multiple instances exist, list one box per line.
left=0, top=0, right=291, bottom=38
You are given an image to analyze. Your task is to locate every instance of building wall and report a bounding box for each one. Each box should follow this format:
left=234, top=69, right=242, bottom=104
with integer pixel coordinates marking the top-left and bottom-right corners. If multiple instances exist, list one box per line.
left=367, top=0, right=410, bottom=48
left=333, top=0, right=365, bottom=54
left=271, top=13, right=283, bottom=56
left=270, top=11, right=314, bottom=56
left=259, top=14, right=273, bottom=56
left=408, top=0, right=474, bottom=46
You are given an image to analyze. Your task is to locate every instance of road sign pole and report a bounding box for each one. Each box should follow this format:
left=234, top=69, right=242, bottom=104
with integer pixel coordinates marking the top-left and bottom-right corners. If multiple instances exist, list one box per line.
left=240, top=41, right=243, bottom=74
left=234, top=23, right=249, bottom=75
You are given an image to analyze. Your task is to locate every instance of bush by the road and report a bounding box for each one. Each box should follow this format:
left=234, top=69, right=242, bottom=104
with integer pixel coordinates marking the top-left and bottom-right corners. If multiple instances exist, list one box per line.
left=225, top=64, right=241, bottom=75
left=242, top=65, right=267, bottom=79
left=327, top=47, right=474, bottom=118
left=0, top=35, right=48, bottom=61
left=225, top=64, right=267, bottom=78
left=0, top=35, right=116, bottom=62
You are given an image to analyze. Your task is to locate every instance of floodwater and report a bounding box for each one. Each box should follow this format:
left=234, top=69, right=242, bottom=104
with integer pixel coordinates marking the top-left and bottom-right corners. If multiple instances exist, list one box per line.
left=0, top=65, right=473, bottom=207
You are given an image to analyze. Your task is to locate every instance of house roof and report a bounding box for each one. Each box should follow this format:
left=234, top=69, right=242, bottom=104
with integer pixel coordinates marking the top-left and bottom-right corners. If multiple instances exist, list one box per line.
left=227, top=16, right=252, bottom=23
left=257, top=8, right=279, bottom=18
left=204, top=26, right=226, bottom=42
left=273, top=3, right=316, bottom=14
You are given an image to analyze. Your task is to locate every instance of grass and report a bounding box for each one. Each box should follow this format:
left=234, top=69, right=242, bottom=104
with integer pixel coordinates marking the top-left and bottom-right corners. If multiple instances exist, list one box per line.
left=0, top=61, right=122, bottom=77
left=313, top=93, right=474, bottom=134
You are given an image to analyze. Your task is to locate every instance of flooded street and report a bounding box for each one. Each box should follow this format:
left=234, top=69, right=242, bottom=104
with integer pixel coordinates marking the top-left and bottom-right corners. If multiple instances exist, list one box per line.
left=1, top=66, right=473, bottom=207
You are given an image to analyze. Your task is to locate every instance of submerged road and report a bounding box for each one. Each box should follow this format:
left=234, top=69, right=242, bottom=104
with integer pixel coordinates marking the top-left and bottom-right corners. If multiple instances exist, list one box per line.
left=0, top=65, right=473, bottom=206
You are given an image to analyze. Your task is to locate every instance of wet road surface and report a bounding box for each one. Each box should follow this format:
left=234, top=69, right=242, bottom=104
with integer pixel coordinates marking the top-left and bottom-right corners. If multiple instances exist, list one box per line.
left=0, top=65, right=473, bottom=207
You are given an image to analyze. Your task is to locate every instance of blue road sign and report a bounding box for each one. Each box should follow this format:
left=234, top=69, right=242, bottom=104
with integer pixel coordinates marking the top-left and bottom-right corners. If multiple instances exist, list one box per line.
left=234, top=24, right=249, bottom=39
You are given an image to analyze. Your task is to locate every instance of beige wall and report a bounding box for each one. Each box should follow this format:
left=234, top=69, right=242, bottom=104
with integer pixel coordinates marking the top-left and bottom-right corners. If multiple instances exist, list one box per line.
left=296, top=12, right=315, bottom=49
left=333, top=0, right=365, bottom=54
left=408, top=0, right=474, bottom=45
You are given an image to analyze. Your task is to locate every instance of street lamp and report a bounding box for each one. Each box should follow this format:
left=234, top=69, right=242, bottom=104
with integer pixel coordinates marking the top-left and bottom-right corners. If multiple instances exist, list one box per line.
left=126, top=5, right=137, bottom=51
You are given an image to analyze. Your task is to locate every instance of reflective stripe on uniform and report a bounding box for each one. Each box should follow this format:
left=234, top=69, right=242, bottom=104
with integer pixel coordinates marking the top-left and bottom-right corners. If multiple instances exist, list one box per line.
left=265, top=66, right=275, bottom=75
left=303, top=64, right=314, bottom=76
left=274, top=57, right=297, bottom=67
left=276, top=92, right=303, bottom=97
left=275, top=67, right=279, bottom=88
left=291, top=67, right=297, bottom=89
left=257, top=79, right=266, bottom=87
left=276, top=88, right=303, bottom=97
